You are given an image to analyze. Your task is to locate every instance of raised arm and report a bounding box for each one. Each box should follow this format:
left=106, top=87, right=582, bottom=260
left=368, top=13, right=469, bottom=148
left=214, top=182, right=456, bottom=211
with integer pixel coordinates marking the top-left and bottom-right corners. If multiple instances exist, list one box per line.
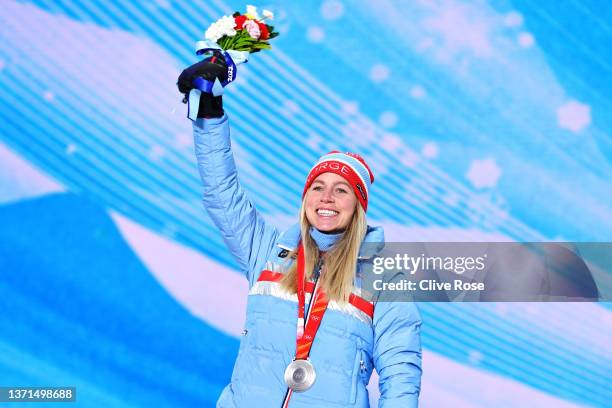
left=179, top=53, right=279, bottom=286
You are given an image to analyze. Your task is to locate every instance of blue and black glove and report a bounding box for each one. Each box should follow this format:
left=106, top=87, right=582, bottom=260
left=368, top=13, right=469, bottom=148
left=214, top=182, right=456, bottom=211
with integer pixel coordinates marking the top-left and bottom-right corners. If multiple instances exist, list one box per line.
left=177, top=50, right=228, bottom=118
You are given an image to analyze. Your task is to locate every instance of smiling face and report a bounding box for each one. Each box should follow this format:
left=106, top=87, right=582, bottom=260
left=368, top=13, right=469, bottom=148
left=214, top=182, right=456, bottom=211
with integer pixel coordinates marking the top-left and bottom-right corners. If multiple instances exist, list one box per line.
left=304, top=172, right=358, bottom=233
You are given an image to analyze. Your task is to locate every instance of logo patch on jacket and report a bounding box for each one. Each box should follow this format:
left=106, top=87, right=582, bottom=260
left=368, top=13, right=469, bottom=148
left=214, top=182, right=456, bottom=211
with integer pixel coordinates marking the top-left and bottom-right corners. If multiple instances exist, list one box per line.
left=278, top=249, right=289, bottom=258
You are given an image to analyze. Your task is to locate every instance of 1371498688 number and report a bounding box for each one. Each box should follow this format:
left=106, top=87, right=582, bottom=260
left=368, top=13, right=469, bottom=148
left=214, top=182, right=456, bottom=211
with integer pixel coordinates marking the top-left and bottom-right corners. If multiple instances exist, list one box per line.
left=0, top=387, right=76, bottom=402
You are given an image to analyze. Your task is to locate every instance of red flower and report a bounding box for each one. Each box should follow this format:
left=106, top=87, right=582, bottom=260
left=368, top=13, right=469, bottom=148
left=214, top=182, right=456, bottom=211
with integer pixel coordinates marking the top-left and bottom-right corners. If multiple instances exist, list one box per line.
left=257, top=21, right=269, bottom=40
left=234, top=15, right=247, bottom=29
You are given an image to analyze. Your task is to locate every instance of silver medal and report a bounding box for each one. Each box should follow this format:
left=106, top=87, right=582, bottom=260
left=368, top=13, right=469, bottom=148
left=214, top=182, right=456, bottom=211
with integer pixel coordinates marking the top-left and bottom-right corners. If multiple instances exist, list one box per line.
left=284, top=359, right=316, bottom=392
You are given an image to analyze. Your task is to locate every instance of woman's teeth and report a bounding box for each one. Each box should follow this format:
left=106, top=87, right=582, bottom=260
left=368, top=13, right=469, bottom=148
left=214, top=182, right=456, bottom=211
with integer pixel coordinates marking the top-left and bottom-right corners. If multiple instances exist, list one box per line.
left=317, top=209, right=338, bottom=217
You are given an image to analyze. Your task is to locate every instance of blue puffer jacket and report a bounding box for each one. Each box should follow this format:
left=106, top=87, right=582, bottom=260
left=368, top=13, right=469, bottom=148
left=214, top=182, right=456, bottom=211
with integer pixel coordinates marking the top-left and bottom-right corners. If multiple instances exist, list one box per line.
left=193, top=115, right=422, bottom=407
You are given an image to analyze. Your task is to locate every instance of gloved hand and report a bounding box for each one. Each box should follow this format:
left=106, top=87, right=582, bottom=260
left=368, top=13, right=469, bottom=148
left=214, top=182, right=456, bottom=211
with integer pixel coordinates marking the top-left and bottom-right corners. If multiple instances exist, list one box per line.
left=177, top=50, right=228, bottom=118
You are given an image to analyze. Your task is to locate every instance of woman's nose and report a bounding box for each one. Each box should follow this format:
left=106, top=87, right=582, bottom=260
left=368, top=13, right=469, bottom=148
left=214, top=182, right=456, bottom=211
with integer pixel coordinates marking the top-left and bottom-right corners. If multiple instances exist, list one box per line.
left=320, top=189, right=334, bottom=202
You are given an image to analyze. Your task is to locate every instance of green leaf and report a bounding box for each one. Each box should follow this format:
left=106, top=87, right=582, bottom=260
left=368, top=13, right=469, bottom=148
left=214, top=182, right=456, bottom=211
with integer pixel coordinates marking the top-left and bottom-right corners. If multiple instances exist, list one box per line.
left=232, top=12, right=240, bottom=17
left=227, top=36, right=238, bottom=49
left=218, top=36, right=231, bottom=49
left=234, top=39, right=256, bottom=47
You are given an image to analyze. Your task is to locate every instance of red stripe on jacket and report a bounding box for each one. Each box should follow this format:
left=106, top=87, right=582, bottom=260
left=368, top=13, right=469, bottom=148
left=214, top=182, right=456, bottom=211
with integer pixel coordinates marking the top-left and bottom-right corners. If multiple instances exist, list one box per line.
left=257, top=270, right=374, bottom=319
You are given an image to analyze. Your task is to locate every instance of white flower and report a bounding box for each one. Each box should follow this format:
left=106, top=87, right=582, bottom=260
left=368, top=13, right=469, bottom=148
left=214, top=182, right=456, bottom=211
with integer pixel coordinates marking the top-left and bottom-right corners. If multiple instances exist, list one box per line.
left=262, top=9, right=274, bottom=20
left=204, top=15, right=236, bottom=42
left=246, top=5, right=260, bottom=20
left=204, top=25, right=222, bottom=42
left=216, top=15, right=237, bottom=35
left=243, top=19, right=261, bottom=39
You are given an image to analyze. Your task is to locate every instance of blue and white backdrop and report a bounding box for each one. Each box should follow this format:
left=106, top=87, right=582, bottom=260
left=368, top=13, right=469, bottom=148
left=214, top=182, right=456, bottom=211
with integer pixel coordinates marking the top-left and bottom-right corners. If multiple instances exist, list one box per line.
left=0, top=0, right=611, bottom=406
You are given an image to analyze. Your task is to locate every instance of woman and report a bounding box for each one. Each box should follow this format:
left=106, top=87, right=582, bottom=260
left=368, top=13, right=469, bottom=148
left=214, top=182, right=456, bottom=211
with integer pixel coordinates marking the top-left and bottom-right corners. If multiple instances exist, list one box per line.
left=178, top=52, right=422, bottom=407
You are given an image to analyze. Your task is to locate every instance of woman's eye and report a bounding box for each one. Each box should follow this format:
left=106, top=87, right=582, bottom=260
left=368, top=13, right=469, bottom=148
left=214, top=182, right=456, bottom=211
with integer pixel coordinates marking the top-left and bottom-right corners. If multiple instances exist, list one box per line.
left=313, top=186, right=323, bottom=191
left=336, top=188, right=348, bottom=194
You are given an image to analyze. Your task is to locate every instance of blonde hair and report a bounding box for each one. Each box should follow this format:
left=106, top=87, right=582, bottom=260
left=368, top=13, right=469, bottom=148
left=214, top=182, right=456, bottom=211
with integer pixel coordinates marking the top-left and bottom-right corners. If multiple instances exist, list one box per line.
left=279, top=201, right=368, bottom=303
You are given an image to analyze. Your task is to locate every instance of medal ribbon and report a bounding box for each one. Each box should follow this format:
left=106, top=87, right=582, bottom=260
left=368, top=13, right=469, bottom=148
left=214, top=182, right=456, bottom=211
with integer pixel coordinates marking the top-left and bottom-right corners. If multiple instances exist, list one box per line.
left=283, top=243, right=330, bottom=407
left=295, top=243, right=330, bottom=358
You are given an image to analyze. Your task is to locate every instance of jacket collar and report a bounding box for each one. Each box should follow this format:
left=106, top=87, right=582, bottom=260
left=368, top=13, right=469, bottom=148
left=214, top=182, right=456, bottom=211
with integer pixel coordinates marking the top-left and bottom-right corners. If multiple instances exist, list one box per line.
left=277, top=223, right=384, bottom=260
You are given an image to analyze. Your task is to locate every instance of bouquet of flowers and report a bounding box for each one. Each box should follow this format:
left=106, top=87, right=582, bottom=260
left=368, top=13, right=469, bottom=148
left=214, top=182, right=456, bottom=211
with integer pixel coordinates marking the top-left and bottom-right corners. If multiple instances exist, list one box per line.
left=203, top=5, right=279, bottom=53
left=183, top=5, right=279, bottom=120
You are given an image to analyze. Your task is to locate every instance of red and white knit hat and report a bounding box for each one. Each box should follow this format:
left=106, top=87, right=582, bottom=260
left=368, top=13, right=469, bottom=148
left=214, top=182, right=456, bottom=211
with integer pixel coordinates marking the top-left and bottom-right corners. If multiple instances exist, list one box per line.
left=302, top=151, right=375, bottom=211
